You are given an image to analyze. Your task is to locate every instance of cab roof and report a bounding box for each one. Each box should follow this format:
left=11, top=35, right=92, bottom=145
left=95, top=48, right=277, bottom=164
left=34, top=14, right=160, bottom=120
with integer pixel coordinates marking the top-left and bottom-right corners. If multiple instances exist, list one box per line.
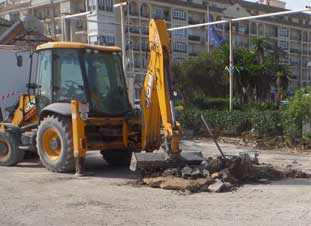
left=36, top=42, right=122, bottom=52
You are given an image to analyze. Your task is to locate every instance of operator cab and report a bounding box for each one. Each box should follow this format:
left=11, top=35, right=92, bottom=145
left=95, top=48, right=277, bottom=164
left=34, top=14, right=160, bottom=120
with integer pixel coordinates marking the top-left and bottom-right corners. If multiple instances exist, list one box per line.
left=28, top=42, right=131, bottom=117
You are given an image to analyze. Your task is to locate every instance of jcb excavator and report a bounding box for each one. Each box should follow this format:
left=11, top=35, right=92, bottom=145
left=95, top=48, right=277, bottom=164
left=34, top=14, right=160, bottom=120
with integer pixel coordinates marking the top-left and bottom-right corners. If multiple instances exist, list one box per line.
left=0, top=19, right=203, bottom=174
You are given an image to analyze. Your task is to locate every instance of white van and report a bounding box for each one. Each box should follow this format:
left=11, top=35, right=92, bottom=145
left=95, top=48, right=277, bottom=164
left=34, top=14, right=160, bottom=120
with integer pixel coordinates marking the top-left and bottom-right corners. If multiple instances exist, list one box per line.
left=0, top=45, right=30, bottom=120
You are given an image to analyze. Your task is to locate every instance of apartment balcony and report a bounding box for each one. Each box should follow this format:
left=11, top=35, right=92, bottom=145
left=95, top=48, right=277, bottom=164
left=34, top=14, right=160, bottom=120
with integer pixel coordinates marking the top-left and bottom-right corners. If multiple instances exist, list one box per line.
left=129, top=11, right=139, bottom=17
left=55, top=28, right=62, bottom=35
left=188, top=18, right=203, bottom=25
left=290, top=61, right=300, bottom=66
left=290, top=48, right=301, bottom=54
left=172, top=16, right=186, bottom=21
left=188, top=35, right=201, bottom=42
left=141, top=28, right=149, bottom=35
left=141, top=45, right=150, bottom=52
left=134, top=63, right=142, bottom=68
left=265, top=32, right=278, bottom=38
left=152, top=14, right=170, bottom=21
left=126, top=45, right=140, bottom=51
left=126, top=27, right=140, bottom=34
left=239, top=27, right=249, bottom=35
left=291, top=36, right=301, bottom=42
left=188, top=52, right=198, bottom=57
left=75, top=22, right=87, bottom=33
left=173, top=49, right=187, bottom=53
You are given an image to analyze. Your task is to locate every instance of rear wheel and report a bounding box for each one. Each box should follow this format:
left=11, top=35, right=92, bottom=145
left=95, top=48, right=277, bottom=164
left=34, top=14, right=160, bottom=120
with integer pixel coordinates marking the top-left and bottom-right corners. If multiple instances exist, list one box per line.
left=37, top=115, right=74, bottom=173
left=101, top=149, right=132, bottom=166
left=0, top=131, right=24, bottom=166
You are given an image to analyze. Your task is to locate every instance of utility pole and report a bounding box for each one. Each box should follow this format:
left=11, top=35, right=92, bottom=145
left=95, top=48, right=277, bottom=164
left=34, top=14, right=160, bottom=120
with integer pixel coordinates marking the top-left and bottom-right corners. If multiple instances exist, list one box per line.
left=50, top=0, right=56, bottom=39
left=229, top=20, right=233, bottom=111
left=113, top=1, right=127, bottom=73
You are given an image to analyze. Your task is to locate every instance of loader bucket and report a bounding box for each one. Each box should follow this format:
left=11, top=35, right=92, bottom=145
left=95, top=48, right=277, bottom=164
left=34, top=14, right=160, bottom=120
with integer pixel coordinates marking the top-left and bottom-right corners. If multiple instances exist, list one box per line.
left=130, top=151, right=204, bottom=171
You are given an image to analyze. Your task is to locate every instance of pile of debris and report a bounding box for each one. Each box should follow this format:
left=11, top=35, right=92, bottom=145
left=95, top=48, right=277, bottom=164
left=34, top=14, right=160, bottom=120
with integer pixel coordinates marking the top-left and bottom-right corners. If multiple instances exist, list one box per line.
left=139, top=152, right=311, bottom=194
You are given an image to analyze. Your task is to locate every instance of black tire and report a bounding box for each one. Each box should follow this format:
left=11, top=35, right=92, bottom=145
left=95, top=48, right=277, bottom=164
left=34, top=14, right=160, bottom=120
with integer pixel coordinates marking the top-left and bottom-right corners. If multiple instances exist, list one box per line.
left=101, top=149, right=132, bottom=166
left=37, top=115, right=74, bottom=173
left=0, top=131, right=24, bottom=166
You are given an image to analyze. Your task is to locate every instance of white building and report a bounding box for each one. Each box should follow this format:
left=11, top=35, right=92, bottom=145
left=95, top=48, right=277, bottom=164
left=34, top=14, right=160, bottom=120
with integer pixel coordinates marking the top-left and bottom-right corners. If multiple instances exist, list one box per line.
left=1, top=0, right=311, bottom=101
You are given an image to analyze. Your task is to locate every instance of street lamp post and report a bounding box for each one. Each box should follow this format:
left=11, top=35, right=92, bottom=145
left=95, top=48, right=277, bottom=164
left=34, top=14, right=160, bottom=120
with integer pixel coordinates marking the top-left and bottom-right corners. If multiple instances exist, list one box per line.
left=113, top=1, right=127, bottom=73
left=229, top=20, right=233, bottom=111
left=114, top=1, right=136, bottom=106
left=62, top=11, right=92, bottom=41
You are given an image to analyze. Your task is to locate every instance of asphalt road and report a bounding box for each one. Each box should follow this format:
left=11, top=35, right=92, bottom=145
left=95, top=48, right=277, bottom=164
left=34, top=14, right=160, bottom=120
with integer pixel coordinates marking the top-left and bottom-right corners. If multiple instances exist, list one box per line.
left=1, top=140, right=311, bottom=226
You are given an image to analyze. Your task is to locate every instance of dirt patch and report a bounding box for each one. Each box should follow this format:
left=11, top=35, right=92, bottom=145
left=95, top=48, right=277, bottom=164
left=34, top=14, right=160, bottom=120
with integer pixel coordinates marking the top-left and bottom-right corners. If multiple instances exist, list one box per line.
left=139, top=152, right=311, bottom=194
left=221, top=132, right=286, bottom=150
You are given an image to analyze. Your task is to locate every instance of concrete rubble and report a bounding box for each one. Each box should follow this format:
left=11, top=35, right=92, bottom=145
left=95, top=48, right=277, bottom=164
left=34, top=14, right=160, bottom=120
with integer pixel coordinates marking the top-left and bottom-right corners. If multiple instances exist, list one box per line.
left=140, top=152, right=311, bottom=194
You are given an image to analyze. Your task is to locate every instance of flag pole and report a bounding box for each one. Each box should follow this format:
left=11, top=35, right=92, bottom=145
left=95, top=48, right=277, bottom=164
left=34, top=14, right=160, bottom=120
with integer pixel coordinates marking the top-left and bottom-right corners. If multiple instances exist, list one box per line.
left=206, top=3, right=210, bottom=53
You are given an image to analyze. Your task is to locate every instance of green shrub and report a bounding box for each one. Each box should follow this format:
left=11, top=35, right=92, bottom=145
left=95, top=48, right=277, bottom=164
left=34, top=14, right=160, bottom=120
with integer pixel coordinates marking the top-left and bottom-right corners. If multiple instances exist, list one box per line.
left=191, top=96, right=240, bottom=110
left=249, top=110, right=282, bottom=135
left=282, top=87, right=311, bottom=139
left=179, top=109, right=282, bottom=136
left=240, top=102, right=277, bottom=111
left=192, top=96, right=227, bottom=110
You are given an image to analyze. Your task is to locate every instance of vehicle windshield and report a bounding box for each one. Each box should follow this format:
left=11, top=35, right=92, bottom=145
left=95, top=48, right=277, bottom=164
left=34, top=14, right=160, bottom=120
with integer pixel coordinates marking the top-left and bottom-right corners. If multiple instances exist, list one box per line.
left=83, top=49, right=130, bottom=115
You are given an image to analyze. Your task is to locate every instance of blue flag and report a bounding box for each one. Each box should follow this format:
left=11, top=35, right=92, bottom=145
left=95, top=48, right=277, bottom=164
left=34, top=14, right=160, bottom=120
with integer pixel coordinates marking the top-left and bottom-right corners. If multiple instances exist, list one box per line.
left=208, top=16, right=223, bottom=47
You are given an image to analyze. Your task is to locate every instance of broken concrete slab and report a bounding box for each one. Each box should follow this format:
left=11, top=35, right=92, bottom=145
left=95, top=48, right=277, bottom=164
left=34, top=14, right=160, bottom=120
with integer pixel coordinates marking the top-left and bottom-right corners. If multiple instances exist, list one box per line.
left=208, top=179, right=233, bottom=193
left=211, top=172, right=220, bottom=179
left=143, top=176, right=215, bottom=193
left=181, top=166, right=193, bottom=179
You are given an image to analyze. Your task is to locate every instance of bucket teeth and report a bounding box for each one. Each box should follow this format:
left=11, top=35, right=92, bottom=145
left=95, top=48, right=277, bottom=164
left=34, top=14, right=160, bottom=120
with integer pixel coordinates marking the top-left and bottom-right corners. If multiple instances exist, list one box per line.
left=130, top=151, right=204, bottom=171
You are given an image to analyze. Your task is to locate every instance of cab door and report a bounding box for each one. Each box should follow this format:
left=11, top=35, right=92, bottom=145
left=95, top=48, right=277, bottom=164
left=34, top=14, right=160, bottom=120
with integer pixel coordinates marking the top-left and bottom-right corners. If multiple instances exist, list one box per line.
left=35, top=50, right=53, bottom=111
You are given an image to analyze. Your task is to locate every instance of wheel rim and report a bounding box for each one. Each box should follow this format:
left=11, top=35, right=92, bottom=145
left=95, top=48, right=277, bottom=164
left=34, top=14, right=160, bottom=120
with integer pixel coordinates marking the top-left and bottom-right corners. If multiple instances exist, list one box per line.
left=0, top=139, right=9, bottom=160
left=42, top=128, right=62, bottom=160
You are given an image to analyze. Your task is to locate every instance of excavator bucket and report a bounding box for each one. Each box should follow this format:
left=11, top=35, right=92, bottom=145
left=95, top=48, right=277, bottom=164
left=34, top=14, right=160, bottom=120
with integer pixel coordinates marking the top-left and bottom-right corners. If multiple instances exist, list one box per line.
left=130, top=151, right=204, bottom=171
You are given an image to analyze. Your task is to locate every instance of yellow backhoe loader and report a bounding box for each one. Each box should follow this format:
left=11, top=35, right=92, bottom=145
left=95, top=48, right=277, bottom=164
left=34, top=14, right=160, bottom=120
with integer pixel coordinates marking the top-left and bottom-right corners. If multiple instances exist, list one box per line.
left=0, top=19, right=203, bottom=174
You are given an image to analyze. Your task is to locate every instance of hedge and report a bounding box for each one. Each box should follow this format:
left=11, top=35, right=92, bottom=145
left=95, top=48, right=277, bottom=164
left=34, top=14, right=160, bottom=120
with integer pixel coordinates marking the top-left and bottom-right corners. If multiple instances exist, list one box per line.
left=178, top=109, right=283, bottom=136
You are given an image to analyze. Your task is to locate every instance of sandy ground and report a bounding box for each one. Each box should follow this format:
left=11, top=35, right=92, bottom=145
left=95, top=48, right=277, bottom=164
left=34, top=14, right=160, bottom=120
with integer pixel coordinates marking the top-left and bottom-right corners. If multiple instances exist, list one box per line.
left=1, top=139, right=311, bottom=226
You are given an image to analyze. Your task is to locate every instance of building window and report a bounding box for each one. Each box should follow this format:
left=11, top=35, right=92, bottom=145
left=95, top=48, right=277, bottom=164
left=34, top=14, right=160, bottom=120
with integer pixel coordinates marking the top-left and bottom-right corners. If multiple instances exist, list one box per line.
left=140, top=3, right=150, bottom=18
left=98, top=0, right=113, bottom=12
left=250, top=23, right=257, bottom=35
left=88, top=0, right=96, bottom=10
left=279, top=41, right=288, bottom=50
left=153, top=8, right=163, bottom=19
left=279, top=28, right=288, bottom=37
left=99, top=35, right=115, bottom=46
left=89, top=35, right=98, bottom=45
left=173, top=29, right=186, bottom=37
left=173, top=42, right=187, bottom=53
left=291, top=29, right=301, bottom=41
left=173, top=9, right=186, bottom=20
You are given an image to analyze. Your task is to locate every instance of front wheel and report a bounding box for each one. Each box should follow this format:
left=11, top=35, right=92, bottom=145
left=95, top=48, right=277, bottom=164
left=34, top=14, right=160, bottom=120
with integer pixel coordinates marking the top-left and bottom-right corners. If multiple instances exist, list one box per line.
left=37, top=115, right=74, bottom=173
left=0, top=131, right=24, bottom=166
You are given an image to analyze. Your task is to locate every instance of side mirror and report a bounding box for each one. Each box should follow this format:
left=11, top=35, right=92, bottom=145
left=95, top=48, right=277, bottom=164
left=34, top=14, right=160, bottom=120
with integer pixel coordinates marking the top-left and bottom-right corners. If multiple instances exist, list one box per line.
left=16, top=55, right=23, bottom=67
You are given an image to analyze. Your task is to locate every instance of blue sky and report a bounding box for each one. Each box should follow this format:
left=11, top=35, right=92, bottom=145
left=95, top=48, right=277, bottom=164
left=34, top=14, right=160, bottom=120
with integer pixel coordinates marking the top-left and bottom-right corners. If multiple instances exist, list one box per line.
left=247, top=0, right=309, bottom=10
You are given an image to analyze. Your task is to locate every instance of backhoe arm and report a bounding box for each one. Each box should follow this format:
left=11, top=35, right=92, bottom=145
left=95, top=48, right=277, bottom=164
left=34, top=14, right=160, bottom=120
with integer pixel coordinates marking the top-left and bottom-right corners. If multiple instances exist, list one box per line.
left=140, top=19, right=180, bottom=155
